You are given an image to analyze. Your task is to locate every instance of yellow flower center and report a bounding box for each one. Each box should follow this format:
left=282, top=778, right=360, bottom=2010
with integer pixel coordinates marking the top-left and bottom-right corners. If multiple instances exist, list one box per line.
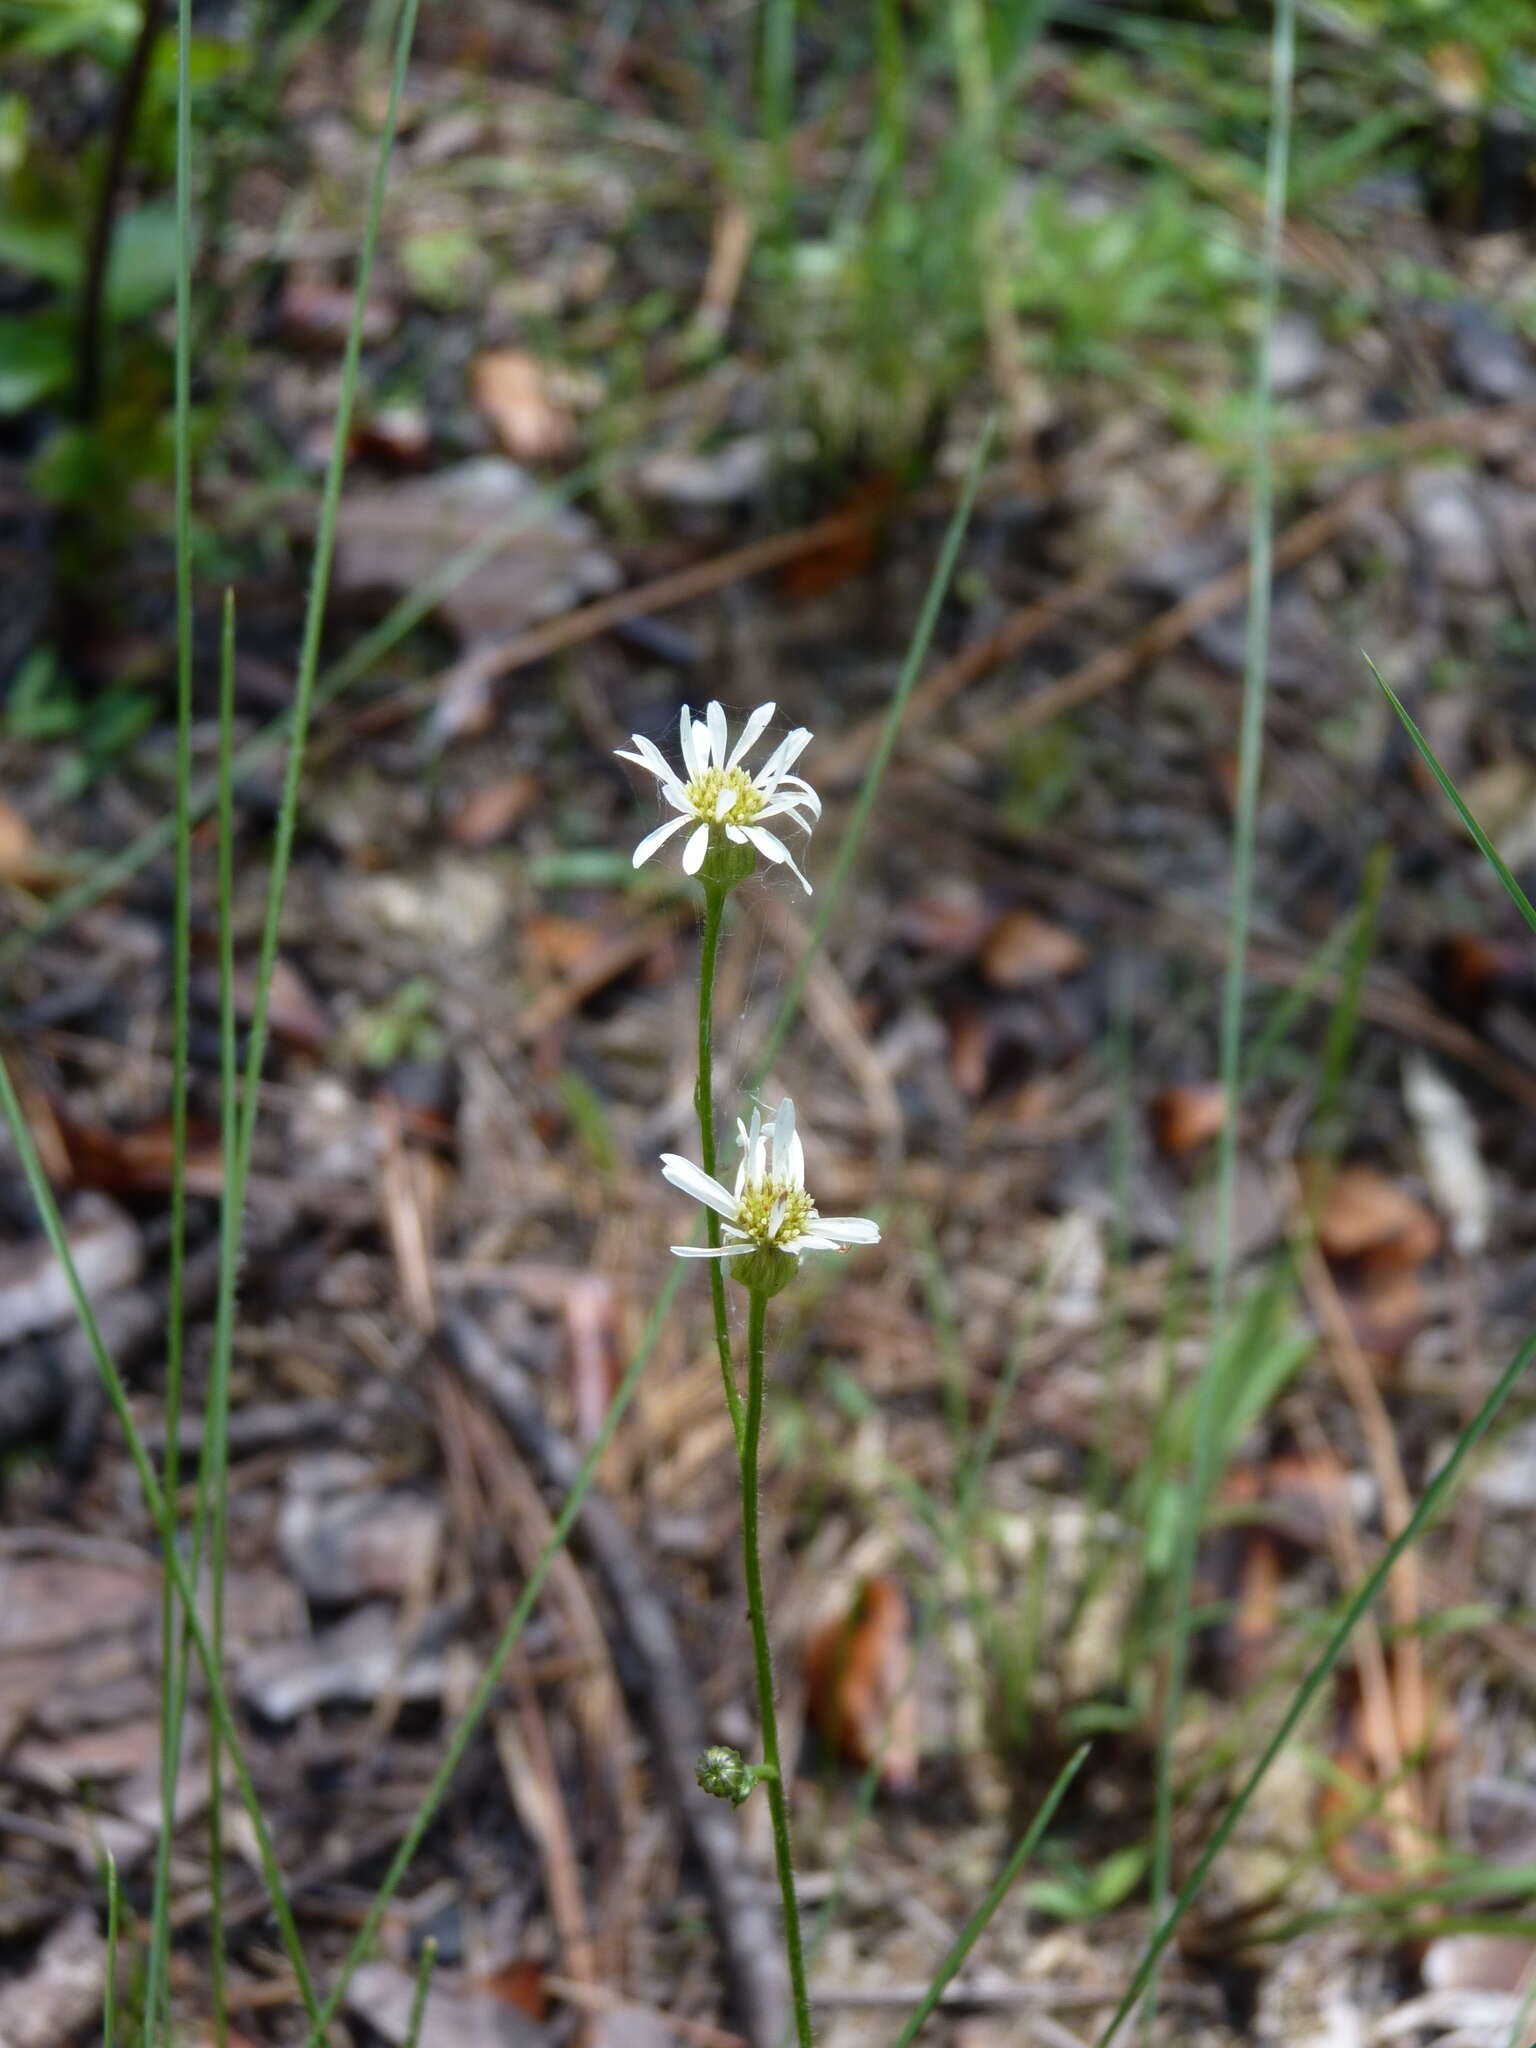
left=735, top=1177, right=817, bottom=1248
left=685, top=765, right=766, bottom=828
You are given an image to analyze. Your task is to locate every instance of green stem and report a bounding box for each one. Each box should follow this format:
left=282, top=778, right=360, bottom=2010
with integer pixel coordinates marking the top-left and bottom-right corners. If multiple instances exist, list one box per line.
left=697, top=881, right=744, bottom=1452
left=143, top=0, right=195, bottom=2030
left=742, top=1287, right=814, bottom=2048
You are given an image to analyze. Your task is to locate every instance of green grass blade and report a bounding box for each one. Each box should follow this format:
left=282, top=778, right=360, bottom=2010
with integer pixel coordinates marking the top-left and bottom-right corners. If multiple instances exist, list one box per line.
left=1095, top=1312, right=1536, bottom=2045
left=202, top=589, right=240, bottom=2046
left=1147, top=0, right=1297, bottom=1992
left=893, top=1745, right=1090, bottom=2048
left=102, top=1848, right=120, bottom=2048
left=403, top=1939, right=438, bottom=2048
left=1367, top=655, right=1536, bottom=938
left=143, top=0, right=196, bottom=2028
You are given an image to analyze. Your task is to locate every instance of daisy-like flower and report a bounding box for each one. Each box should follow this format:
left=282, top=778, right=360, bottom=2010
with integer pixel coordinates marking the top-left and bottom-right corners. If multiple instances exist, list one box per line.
left=660, top=1098, right=880, bottom=1282
left=615, top=700, right=820, bottom=892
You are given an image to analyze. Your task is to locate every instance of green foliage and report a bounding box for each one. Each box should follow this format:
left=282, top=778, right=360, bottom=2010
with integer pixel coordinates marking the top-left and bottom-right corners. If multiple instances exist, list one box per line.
left=1025, top=1841, right=1150, bottom=1922
left=1013, top=176, right=1251, bottom=370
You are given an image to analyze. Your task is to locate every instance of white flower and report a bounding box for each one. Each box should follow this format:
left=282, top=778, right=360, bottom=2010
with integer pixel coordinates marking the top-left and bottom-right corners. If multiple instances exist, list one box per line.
left=615, top=700, right=820, bottom=892
left=660, top=1097, right=880, bottom=1264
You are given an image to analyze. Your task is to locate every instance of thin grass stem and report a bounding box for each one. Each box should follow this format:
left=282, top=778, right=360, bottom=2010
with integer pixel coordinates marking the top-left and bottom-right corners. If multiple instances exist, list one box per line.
left=1147, top=0, right=1297, bottom=1999
left=697, top=882, right=744, bottom=1450
left=203, top=589, right=241, bottom=2046
left=142, top=0, right=197, bottom=2028
left=403, top=1940, right=439, bottom=2048
left=1368, top=657, right=1536, bottom=937
left=102, top=1849, right=120, bottom=2048
left=742, top=1285, right=814, bottom=2048
left=894, top=1744, right=1090, bottom=2048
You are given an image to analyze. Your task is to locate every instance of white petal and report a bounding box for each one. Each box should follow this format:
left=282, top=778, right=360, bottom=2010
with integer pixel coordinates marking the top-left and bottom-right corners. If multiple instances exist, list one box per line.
left=616, top=736, right=685, bottom=796
left=744, top=825, right=812, bottom=894
left=788, top=1234, right=840, bottom=1252
left=680, top=706, right=702, bottom=779
left=706, top=701, right=729, bottom=767
left=727, top=701, right=776, bottom=768
left=714, top=784, right=734, bottom=821
left=756, top=794, right=815, bottom=831
left=784, top=1130, right=805, bottom=1187
left=774, top=773, right=822, bottom=816
left=815, top=1216, right=882, bottom=1244
left=672, top=1243, right=749, bottom=1259
left=682, top=823, right=711, bottom=874
left=659, top=1154, right=740, bottom=1219
left=692, top=718, right=714, bottom=772
left=631, top=813, right=691, bottom=867
left=756, top=727, right=812, bottom=791
left=773, top=1097, right=796, bottom=1168
left=725, top=825, right=748, bottom=842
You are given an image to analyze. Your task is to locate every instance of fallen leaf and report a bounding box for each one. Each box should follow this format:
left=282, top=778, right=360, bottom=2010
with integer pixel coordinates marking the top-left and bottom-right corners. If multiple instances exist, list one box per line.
left=979, top=908, right=1087, bottom=989
left=471, top=349, right=576, bottom=463
left=481, top=1962, right=549, bottom=2020
left=0, top=1195, right=143, bottom=1346
left=890, top=886, right=993, bottom=958
left=777, top=474, right=896, bottom=598
left=1151, top=1082, right=1227, bottom=1157
left=804, top=1576, right=918, bottom=1792
left=280, top=273, right=395, bottom=348
left=1426, top=930, right=1515, bottom=1023
left=346, top=1959, right=544, bottom=2048
left=335, top=458, right=620, bottom=646
left=450, top=773, right=540, bottom=848
left=0, top=1911, right=107, bottom=2048
left=1311, top=1162, right=1442, bottom=1275
left=525, top=914, right=603, bottom=976
left=0, top=795, right=35, bottom=872
left=60, top=1113, right=223, bottom=1197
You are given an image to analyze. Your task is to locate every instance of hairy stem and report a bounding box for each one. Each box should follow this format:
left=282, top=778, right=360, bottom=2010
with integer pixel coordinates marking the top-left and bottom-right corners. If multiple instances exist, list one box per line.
left=743, top=1287, right=814, bottom=2048
left=697, top=881, right=745, bottom=1451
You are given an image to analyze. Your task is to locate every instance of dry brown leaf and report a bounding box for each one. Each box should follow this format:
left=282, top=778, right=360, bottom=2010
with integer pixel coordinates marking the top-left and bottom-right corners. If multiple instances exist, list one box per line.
left=525, top=913, right=603, bottom=976
left=1312, top=1162, right=1442, bottom=1274
left=481, top=1962, right=550, bottom=2021
left=450, top=773, right=540, bottom=848
left=1151, top=1082, right=1227, bottom=1157
left=979, top=907, right=1088, bottom=989
left=471, top=349, right=577, bottom=463
left=280, top=273, right=395, bottom=348
left=335, top=458, right=619, bottom=646
left=890, top=886, right=993, bottom=958
left=804, top=1576, right=918, bottom=1792
left=60, top=1113, right=223, bottom=1197
left=0, top=795, right=35, bottom=872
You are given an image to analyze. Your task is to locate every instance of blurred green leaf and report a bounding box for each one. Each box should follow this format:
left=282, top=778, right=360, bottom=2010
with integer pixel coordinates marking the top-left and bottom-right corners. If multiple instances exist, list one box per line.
left=0, top=309, right=73, bottom=412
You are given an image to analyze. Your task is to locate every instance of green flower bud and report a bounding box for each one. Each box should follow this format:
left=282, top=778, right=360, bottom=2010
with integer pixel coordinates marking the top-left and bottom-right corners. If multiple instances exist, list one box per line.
left=696, top=1745, right=757, bottom=1806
